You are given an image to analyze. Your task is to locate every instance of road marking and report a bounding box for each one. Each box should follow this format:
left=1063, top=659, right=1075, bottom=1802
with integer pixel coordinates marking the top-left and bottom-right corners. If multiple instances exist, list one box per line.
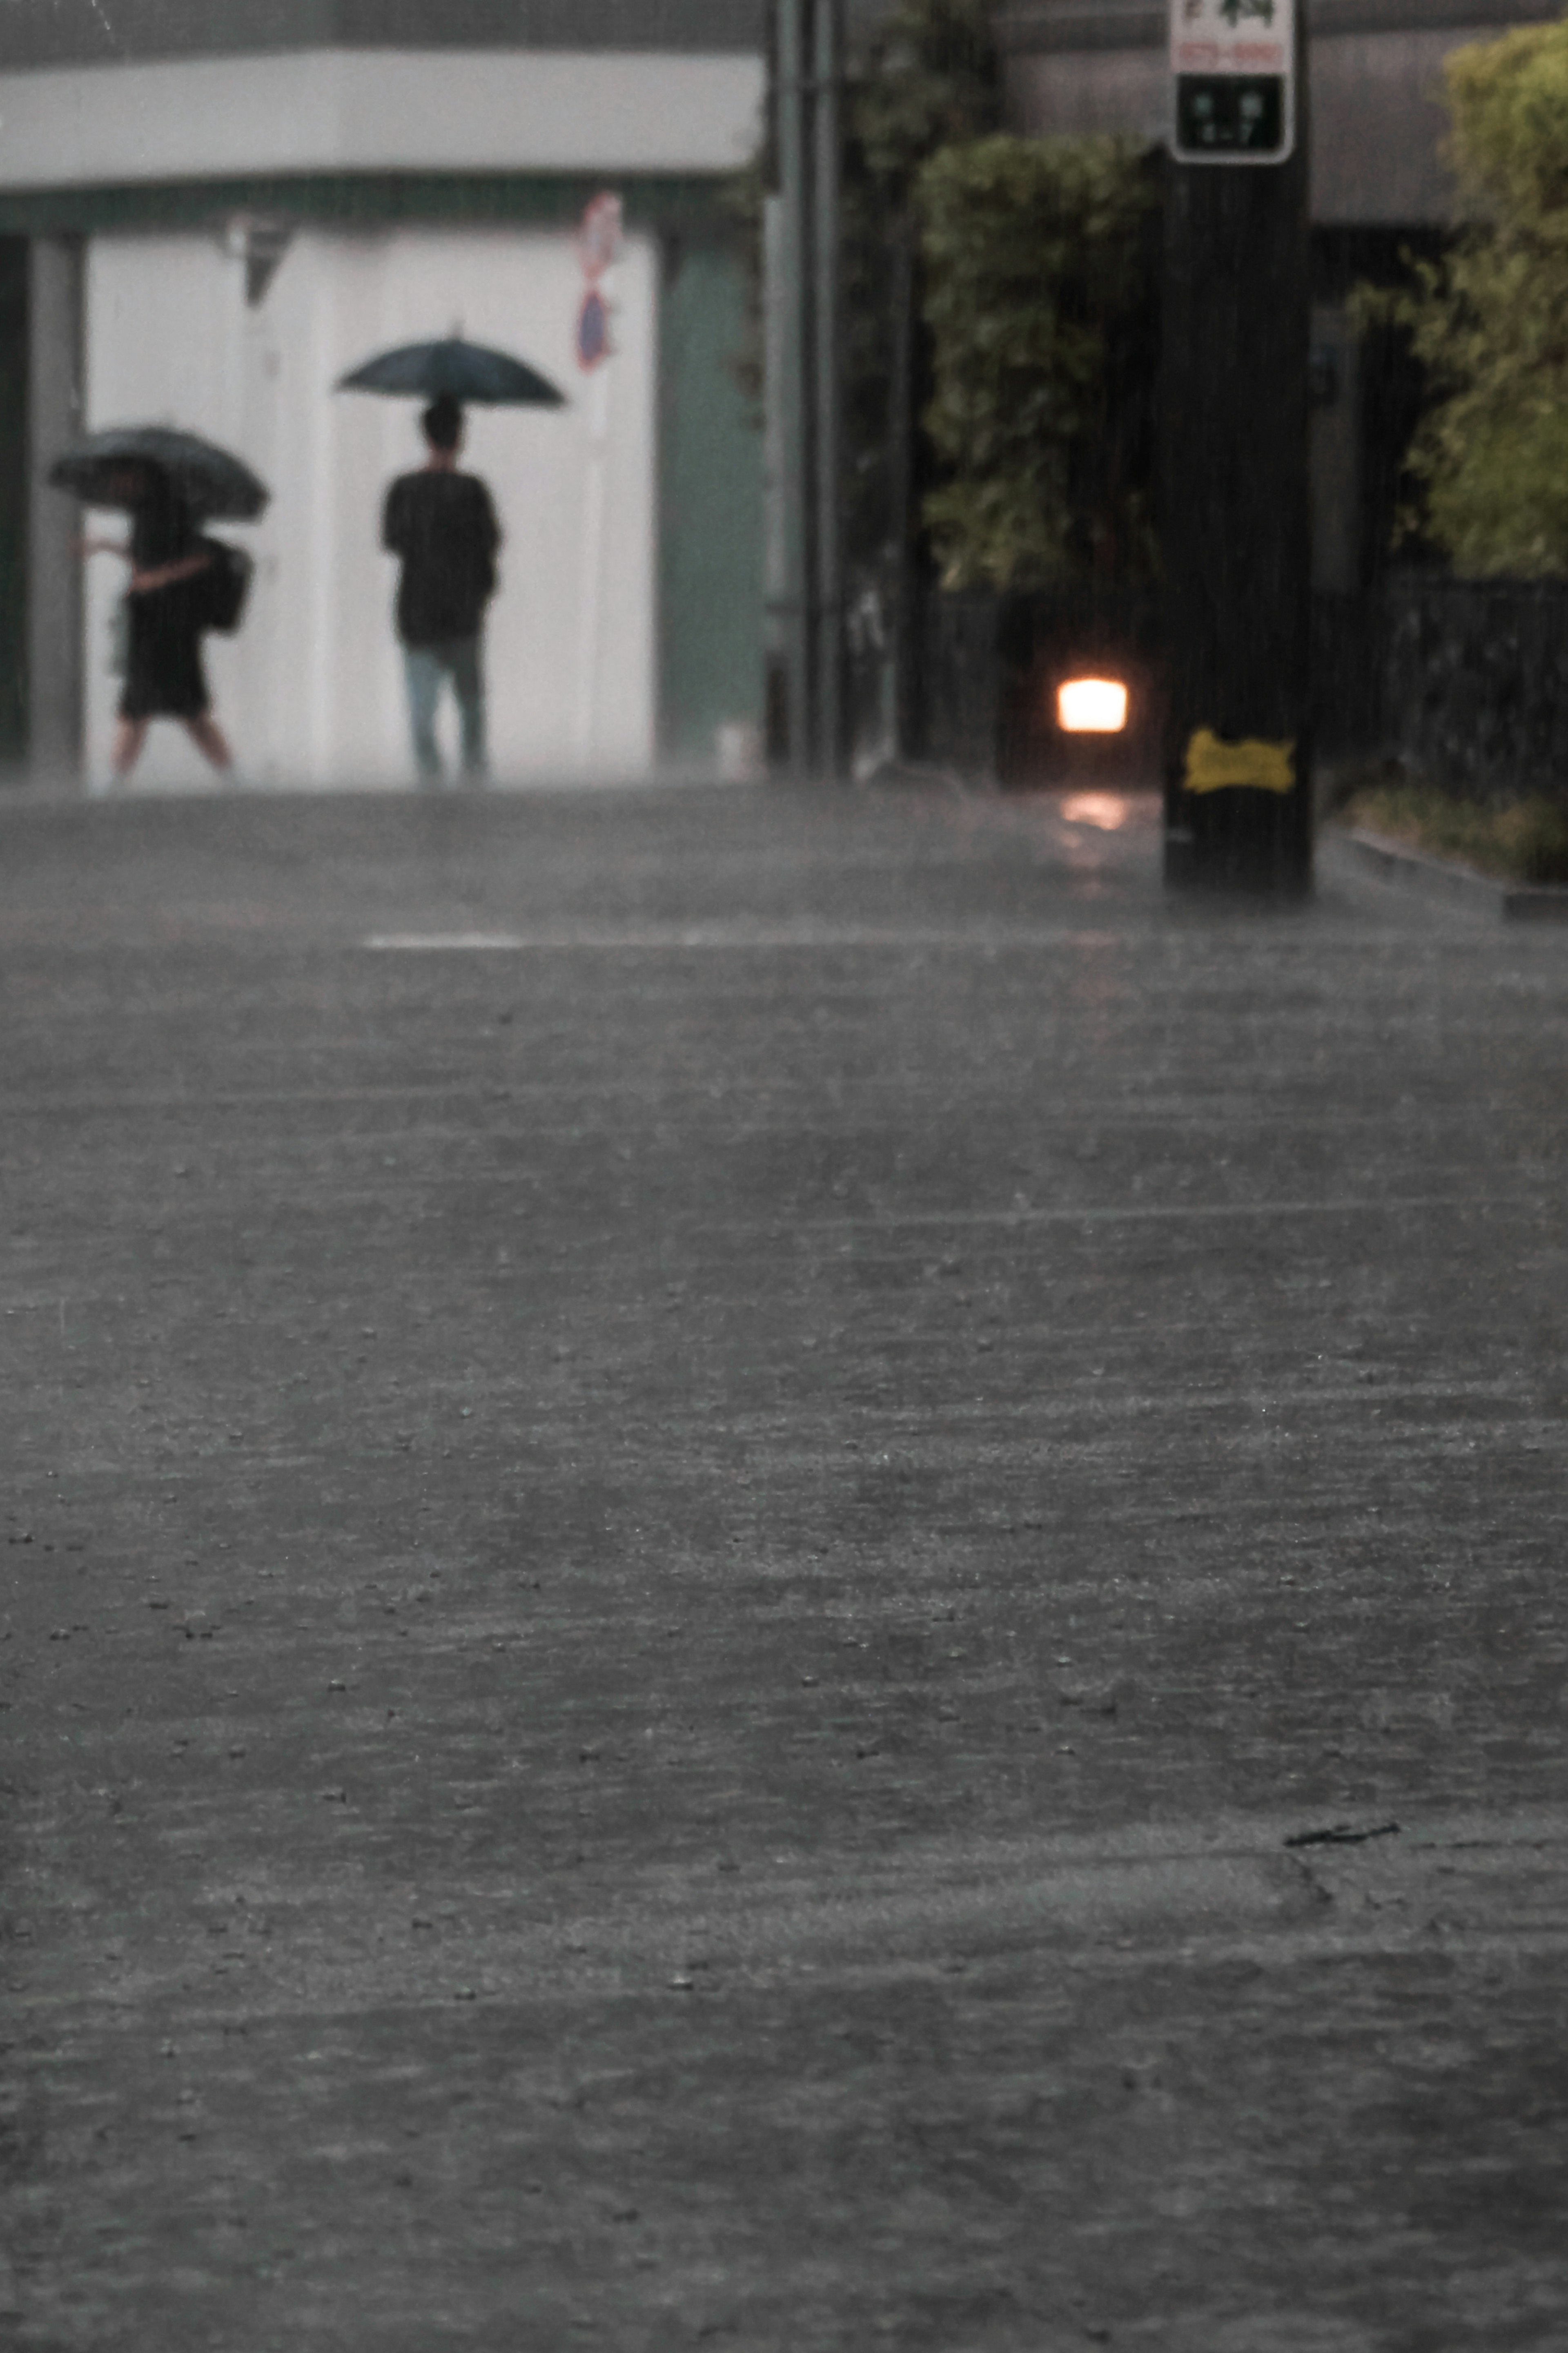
left=361, top=927, right=1125, bottom=951
left=363, top=933, right=530, bottom=951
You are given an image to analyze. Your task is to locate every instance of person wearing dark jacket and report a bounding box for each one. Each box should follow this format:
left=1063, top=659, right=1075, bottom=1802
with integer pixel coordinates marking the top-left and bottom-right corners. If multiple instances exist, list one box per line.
left=381, top=393, right=502, bottom=785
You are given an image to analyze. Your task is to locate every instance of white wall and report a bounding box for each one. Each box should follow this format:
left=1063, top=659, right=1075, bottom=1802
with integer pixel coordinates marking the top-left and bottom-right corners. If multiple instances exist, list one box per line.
left=82, top=222, right=657, bottom=788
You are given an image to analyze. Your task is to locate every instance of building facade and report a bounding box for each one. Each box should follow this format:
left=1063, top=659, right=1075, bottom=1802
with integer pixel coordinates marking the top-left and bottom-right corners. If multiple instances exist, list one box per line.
left=0, top=2, right=768, bottom=787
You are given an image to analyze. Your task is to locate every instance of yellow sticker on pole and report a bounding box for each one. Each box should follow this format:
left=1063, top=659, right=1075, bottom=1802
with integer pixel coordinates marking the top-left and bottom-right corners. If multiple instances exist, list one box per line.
left=1183, top=727, right=1295, bottom=795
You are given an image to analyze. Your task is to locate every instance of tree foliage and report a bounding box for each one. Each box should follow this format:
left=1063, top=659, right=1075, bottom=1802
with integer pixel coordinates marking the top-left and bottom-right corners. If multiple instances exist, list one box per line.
left=1375, top=20, right=1568, bottom=576
left=841, top=0, right=1002, bottom=568
left=916, top=133, right=1156, bottom=591
left=724, top=6, right=1156, bottom=594
left=850, top=0, right=1001, bottom=201
left=724, top=0, right=1001, bottom=567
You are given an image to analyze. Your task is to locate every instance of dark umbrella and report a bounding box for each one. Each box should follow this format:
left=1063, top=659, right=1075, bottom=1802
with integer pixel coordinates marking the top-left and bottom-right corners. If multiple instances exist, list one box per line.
left=336, top=335, right=566, bottom=408
left=47, top=425, right=270, bottom=520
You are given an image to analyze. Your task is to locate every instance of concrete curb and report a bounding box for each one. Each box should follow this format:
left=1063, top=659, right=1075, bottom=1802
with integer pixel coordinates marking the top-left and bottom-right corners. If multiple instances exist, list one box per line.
left=1320, top=823, right=1568, bottom=923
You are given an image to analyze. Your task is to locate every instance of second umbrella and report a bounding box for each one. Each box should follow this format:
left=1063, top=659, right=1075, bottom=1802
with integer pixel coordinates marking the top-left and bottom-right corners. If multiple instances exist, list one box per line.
left=336, top=335, right=565, bottom=408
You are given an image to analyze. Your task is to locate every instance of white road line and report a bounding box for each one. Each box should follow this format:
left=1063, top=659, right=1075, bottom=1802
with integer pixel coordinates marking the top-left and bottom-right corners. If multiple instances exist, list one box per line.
left=363, top=933, right=530, bottom=951
left=361, top=928, right=1119, bottom=951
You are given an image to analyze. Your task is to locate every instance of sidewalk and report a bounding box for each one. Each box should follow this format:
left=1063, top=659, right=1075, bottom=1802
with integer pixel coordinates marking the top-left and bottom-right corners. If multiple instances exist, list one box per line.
left=2, top=781, right=1566, bottom=2352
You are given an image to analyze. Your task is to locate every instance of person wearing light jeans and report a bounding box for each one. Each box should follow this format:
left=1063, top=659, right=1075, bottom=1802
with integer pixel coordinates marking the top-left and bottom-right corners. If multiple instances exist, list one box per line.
left=402, top=636, right=486, bottom=782
left=381, top=394, right=502, bottom=787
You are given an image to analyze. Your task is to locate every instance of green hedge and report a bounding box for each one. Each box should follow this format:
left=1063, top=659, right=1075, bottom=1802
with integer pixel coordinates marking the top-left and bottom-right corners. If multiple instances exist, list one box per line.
left=917, top=133, right=1154, bottom=592
left=1364, top=20, right=1568, bottom=576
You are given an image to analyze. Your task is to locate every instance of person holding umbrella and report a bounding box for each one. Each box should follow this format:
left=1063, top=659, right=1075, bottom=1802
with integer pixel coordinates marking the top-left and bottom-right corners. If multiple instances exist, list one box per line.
left=337, top=330, right=563, bottom=787
left=51, top=426, right=267, bottom=785
left=379, top=393, right=503, bottom=787
left=81, top=463, right=234, bottom=782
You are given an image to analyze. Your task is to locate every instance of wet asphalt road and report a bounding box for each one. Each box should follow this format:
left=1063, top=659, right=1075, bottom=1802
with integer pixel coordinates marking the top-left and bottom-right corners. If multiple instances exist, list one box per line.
left=1, top=781, right=1566, bottom=2353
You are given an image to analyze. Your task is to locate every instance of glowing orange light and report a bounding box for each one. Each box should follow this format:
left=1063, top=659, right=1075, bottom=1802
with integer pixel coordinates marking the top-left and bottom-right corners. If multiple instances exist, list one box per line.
left=1057, top=676, right=1129, bottom=734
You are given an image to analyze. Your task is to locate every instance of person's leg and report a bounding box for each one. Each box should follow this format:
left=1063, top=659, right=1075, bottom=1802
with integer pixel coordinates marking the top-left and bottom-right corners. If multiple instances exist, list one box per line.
left=448, top=636, right=488, bottom=782
left=111, top=718, right=148, bottom=777
left=403, top=646, right=444, bottom=783
left=184, top=713, right=234, bottom=773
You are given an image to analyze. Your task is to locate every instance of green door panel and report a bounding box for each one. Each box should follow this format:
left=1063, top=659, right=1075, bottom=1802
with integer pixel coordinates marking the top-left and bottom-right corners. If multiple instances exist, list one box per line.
left=658, top=238, right=763, bottom=765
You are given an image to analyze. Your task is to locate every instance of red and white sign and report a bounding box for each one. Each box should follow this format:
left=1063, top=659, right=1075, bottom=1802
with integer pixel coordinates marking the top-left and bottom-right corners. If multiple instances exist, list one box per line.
left=1170, top=0, right=1293, bottom=78
left=575, top=192, right=623, bottom=374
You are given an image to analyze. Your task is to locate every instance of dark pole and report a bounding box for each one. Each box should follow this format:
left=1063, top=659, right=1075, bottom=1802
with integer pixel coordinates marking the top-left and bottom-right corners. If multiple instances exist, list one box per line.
left=776, top=0, right=815, bottom=777
left=1160, top=2, right=1312, bottom=892
left=813, top=0, right=845, bottom=779
left=888, top=216, right=920, bottom=765
left=771, top=0, right=844, bottom=781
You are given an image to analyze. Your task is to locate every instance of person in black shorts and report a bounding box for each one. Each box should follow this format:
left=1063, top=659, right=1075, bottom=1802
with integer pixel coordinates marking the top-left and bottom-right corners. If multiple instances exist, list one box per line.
left=81, top=463, right=234, bottom=783
left=381, top=394, right=502, bottom=786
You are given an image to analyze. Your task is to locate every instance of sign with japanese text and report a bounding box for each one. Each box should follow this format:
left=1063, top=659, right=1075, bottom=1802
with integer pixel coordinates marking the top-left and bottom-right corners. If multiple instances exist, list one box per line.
left=1169, top=0, right=1295, bottom=164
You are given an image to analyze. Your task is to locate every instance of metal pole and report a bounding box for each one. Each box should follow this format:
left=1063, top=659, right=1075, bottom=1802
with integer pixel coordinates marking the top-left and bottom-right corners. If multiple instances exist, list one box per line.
left=775, top=0, right=815, bottom=777
left=812, top=0, right=844, bottom=779
left=889, top=216, right=919, bottom=764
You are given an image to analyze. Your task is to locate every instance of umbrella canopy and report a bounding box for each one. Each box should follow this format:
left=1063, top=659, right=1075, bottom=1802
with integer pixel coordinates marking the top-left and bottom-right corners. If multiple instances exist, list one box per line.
left=336, top=335, right=566, bottom=408
left=47, top=425, right=270, bottom=521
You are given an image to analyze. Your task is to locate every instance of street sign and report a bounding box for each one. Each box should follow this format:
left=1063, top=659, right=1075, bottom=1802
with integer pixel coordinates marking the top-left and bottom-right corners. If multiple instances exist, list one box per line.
left=1169, top=0, right=1294, bottom=165
left=574, top=190, right=621, bottom=372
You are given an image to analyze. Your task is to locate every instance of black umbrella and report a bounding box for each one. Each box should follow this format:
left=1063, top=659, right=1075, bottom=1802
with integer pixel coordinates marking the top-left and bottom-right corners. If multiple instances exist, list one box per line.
left=336, top=335, right=566, bottom=408
left=47, top=425, right=270, bottom=521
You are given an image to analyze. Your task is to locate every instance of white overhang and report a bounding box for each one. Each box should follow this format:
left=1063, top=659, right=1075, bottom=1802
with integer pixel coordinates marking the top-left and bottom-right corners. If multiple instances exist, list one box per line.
left=0, top=48, right=766, bottom=189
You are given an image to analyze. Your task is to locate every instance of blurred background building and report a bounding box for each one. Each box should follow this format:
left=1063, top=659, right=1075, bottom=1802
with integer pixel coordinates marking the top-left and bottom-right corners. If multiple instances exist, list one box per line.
left=0, top=1, right=769, bottom=787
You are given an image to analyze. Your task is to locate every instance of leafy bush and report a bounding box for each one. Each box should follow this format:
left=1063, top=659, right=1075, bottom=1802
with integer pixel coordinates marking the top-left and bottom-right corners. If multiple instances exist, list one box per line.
left=916, top=134, right=1156, bottom=591
left=726, top=14, right=1155, bottom=595
left=1367, top=20, right=1568, bottom=576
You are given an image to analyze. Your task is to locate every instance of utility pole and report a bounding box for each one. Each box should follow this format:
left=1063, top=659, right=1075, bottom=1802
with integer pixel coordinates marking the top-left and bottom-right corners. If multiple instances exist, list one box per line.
left=888, top=217, right=921, bottom=766
left=1160, top=0, right=1312, bottom=891
left=773, top=0, right=846, bottom=781
left=813, top=0, right=844, bottom=780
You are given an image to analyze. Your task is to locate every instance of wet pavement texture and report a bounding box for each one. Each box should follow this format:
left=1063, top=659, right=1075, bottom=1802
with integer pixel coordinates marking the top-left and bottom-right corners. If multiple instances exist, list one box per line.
left=1, top=782, right=1566, bottom=2353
